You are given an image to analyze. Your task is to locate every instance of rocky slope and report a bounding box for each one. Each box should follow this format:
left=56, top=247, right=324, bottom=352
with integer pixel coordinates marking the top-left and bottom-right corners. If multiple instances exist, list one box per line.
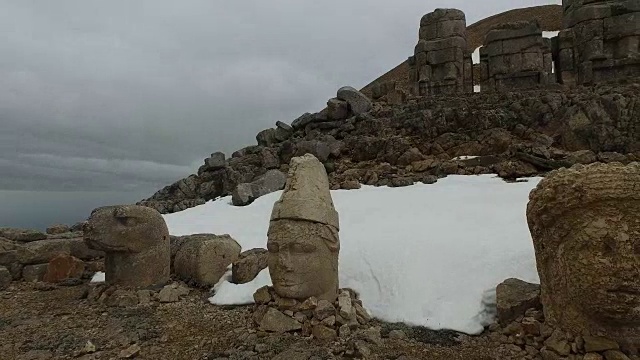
left=139, top=79, right=640, bottom=214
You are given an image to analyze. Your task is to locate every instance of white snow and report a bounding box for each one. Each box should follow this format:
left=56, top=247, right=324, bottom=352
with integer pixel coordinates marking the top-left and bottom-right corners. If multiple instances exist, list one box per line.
left=452, top=155, right=479, bottom=160
left=473, top=85, right=481, bottom=93
left=164, top=174, right=542, bottom=335
left=91, top=271, right=105, bottom=283
left=472, top=46, right=482, bottom=64
left=543, top=31, right=559, bottom=39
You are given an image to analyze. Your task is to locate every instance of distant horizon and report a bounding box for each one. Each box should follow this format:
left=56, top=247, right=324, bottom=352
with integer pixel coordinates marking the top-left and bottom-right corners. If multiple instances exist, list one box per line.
left=0, top=189, right=153, bottom=231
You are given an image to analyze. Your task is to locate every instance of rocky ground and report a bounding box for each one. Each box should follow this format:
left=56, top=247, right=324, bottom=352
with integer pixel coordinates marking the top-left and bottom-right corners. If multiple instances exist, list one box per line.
left=1, top=281, right=495, bottom=360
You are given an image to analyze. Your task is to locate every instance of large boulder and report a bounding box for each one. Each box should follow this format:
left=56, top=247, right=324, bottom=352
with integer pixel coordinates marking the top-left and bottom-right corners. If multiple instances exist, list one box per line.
left=42, top=254, right=85, bottom=283
left=336, top=86, right=372, bottom=115
left=527, top=162, right=640, bottom=346
left=46, top=224, right=71, bottom=235
left=232, top=169, right=286, bottom=206
left=204, top=152, right=226, bottom=170
left=232, top=248, right=268, bottom=284
left=17, top=238, right=102, bottom=265
left=173, top=234, right=241, bottom=287
left=496, top=278, right=541, bottom=325
left=0, top=228, right=47, bottom=243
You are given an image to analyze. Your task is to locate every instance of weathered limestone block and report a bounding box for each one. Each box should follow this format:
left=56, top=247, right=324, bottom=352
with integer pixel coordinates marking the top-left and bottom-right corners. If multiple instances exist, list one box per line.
left=84, top=205, right=170, bottom=288
left=46, top=224, right=71, bottom=235
left=481, top=21, right=552, bottom=91
left=412, top=8, right=469, bottom=96
left=43, top=254, right=85, bottom=283
left=267, top=154, right=340, bottom=302
left=231, top=169, right=286, bottom=206
left=560, top=0, right=640, bottom=84
left=17, top=238, right=102, bottom=265
left=22, top=263, right=48, bottom=282
left=232, top=248, right=268, bottom=284
left=173, top=234, right=241, bottom=287
left=0, top=228, right=47, bottom=242
left=527, top=162, right=640, bottom=347
left=336, top=86, right=372, bottom=115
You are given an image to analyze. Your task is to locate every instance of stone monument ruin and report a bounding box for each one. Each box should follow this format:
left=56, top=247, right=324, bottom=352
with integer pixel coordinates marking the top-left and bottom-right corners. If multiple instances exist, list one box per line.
left=527, top=162, right=640, bottom=348
left=479, top=21, right=554, bottom=91
left=557, top=0, right=640, bottom=85
left=409, top=8, right=473, bottom=96
left=267, top=153, right=340, bottom=302
left=84, top=205, right=170, bottom=288
left=252, top=154, right=370, bottom=339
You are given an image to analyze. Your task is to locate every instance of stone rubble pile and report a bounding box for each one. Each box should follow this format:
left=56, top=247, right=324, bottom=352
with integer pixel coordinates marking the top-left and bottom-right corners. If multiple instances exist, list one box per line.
left=252, top=286, right=371, bottom=341
left=86, top=281, right=192, bottom=307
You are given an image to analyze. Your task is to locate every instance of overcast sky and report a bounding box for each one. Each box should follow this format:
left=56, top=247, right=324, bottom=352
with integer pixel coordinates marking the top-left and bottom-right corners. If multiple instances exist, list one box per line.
left=0, top=0, right=558, bottom=230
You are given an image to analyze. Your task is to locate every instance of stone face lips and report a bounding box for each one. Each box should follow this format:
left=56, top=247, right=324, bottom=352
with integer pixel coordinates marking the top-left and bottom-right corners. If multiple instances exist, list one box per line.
left=267, top=154, right=340, bottom=302
left=84, top=205, right=170, bottom=288
left=527, top=162, right=640, bottom=347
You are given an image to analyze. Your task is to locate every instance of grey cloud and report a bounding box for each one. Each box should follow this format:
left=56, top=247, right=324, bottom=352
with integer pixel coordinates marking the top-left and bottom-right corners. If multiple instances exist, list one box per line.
left=0, top=0, right=559, bottom=226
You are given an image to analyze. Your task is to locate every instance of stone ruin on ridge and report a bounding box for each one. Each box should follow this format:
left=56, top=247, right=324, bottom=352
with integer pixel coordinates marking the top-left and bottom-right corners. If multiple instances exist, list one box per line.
left=479, top=21, right=554, bottom=91
left=558, top=0, right=640, bottom=85
left=252, top=154, right=371, bottom=340
left=409, top=8, right=473, bottom=96
left=527, top=162, right=640, bottom=350
left=405, top=3, right=640, bottom=94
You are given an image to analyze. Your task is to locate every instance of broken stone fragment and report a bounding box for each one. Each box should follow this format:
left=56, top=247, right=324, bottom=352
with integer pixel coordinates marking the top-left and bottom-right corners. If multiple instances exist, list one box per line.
left=173, top=234, right=240, bottom=287
left=42, top=254, right=85, bottom=283
left=496, top=278, right=541, bottom=325
left=259, top=308, right=302, bottom=333
left=232, top=248, right=268, bottom=284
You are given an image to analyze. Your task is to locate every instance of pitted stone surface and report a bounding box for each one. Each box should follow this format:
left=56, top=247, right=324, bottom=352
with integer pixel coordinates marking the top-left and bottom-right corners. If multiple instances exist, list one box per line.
left=84, top=205, right=170, bottom=288
left=410, top=8, right=471, bottom=96
left=527, top=162, right=640, bottom=347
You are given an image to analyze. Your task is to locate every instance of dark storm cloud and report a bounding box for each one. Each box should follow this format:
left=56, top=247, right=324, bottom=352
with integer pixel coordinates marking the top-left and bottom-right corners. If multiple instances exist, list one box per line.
left=0, top=0, right=559, bottom=197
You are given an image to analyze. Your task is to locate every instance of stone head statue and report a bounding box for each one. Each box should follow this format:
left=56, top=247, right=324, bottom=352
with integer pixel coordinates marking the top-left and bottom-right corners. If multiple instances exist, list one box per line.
left=267, top=154, right=340, bottom=302
left=84, top=205, right=170, bottom=288
left=527, top=162, right=640, bottom=344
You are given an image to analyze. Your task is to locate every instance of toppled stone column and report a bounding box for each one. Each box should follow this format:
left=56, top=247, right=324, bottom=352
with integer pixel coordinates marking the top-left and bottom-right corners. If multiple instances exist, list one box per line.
left=410, top=8, right=470, bottom=96
left=559, top=0, right=640, bottom=84
left=481, top=21, right=553, bottom=91
left=84, top=205, right=170, bottom=288
left=527, top=162, right=640, bottom=347
left=267, top=153, right=340, bottom=302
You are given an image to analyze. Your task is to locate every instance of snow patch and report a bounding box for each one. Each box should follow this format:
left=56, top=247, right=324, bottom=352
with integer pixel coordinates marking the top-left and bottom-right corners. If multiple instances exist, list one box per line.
left=164, top=174, right=542, bottom=335
left=90, top=271, right=105, bottom=283
left=472, top=46, right=482, bottom=64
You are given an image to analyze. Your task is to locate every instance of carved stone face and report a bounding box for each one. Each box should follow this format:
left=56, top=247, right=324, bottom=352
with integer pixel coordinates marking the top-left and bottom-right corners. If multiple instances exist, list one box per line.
left=84, top=205, right=167, bottom=253
left=559, top=206, right=640, bottom=324
left=267, top=220, right=338, bottom=301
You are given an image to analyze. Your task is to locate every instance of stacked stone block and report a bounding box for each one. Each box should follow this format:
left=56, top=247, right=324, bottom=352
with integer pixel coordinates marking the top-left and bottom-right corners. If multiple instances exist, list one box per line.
left=557, top=0, right=640, bottom=85
left=480, top=21, right=553, bottom=91
left=409, top=8, right=471, bottom=96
